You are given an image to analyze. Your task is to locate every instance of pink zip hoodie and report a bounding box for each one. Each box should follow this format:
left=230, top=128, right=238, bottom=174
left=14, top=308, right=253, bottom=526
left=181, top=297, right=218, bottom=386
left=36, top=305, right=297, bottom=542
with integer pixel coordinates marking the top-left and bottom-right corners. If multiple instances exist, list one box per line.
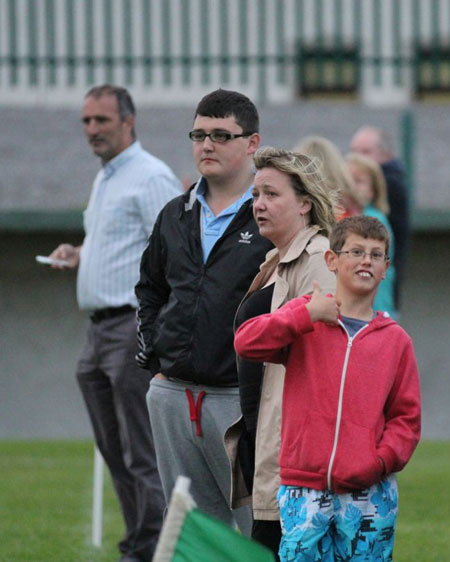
left=234, top=295, right=421, bottom=493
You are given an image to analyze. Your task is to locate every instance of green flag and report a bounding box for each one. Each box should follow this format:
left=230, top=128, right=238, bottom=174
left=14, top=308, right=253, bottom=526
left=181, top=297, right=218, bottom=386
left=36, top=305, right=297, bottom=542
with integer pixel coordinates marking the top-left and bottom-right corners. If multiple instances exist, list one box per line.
left=153, top=476, right=275, bottom=562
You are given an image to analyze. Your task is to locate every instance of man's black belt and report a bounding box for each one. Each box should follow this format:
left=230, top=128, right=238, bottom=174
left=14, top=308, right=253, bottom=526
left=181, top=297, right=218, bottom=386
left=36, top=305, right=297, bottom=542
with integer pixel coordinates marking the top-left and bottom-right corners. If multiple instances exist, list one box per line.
left=90, top=305, right=135, bottom=323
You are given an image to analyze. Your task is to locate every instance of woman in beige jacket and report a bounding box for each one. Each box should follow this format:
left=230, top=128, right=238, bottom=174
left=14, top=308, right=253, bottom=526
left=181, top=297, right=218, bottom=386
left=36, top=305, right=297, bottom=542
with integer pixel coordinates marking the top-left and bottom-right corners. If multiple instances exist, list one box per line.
left=226, top=147, right=337, bottom=559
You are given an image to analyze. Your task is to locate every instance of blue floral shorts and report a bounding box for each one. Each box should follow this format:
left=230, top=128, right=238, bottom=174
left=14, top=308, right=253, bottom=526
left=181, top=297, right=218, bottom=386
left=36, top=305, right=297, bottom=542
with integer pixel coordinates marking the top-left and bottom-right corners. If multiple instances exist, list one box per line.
left=277, top=475, right=398, bottom=561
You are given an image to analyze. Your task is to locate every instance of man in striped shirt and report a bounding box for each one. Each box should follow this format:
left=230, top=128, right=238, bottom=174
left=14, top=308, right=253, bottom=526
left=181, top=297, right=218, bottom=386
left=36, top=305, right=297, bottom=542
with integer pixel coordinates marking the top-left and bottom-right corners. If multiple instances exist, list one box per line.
left=50, top=84, right=181, bottom=562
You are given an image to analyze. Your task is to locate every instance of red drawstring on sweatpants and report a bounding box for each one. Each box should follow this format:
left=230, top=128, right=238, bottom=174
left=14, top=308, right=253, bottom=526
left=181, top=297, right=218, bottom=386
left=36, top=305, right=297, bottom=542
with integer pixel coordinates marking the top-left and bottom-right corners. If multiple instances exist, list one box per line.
left=185, top=388, right=206, bottom=437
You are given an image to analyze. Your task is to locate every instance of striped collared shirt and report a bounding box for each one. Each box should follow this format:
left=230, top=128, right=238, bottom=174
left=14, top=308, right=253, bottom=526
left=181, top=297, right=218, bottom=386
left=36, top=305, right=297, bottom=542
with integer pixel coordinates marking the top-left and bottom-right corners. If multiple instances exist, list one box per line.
left=77, top=141, right=181, bottom=310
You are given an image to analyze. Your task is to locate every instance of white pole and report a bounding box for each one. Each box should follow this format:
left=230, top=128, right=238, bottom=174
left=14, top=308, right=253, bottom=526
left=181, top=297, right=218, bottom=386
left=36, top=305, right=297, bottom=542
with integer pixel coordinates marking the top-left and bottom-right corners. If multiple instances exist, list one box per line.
left=92, top=445, right=104, bottom=547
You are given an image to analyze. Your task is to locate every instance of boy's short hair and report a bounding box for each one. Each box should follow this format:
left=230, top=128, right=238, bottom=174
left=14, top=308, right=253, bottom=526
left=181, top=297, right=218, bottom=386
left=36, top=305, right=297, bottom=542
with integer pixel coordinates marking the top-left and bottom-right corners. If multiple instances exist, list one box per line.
left=330, top=215, right=390, bottom=257
left=194, top=88, right=259, bottom=134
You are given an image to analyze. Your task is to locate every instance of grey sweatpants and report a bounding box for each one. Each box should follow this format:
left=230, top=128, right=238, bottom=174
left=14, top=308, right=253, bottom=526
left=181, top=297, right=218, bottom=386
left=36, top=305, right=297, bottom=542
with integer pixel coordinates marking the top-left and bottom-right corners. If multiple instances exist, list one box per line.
left=147, top=377, right=252, bottom=536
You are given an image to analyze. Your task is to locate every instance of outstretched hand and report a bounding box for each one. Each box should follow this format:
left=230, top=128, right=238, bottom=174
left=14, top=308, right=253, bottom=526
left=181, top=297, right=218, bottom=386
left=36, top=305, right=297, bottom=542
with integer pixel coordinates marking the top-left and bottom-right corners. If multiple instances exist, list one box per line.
left=306, top=281, right=340, bottom=325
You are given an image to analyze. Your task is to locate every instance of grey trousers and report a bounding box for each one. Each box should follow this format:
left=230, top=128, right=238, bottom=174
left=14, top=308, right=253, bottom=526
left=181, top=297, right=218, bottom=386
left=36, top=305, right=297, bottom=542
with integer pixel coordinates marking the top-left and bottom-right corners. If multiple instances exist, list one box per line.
left=147, top=377, right=252, bottom=536
left=76, top=311, right=165, bottom=561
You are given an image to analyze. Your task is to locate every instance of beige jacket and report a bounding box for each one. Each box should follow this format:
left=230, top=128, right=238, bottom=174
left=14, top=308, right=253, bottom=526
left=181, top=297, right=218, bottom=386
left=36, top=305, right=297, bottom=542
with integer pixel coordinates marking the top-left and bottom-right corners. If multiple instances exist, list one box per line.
left=225, top=226, right=336, bottom=520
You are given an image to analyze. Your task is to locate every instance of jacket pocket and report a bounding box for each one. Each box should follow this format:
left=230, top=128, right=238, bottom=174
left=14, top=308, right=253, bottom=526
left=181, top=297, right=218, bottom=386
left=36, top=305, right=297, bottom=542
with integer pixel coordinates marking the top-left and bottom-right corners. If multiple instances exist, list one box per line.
left=281, top=412, right=333, bottom=477
left=332, top=419, right=382, bottom=491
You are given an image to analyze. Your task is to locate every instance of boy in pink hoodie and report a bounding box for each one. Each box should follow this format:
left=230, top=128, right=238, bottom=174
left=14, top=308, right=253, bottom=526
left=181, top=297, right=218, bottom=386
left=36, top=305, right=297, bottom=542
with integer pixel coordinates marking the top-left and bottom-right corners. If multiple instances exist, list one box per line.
left=234, top=215, right=421, bottom=562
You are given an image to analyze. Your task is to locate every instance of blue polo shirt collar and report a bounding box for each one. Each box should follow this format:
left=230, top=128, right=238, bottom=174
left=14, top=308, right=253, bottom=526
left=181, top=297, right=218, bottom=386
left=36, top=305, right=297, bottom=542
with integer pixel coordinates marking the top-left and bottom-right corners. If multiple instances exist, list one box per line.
left=196, top=178, right=253, bottom=217
left=196, top=177, right=254, bottom=261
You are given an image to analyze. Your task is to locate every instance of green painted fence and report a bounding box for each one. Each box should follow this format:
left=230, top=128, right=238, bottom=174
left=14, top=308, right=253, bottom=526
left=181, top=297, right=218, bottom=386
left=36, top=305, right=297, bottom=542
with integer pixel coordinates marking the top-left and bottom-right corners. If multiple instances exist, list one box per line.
left=1, top=0, right=450, bottom=103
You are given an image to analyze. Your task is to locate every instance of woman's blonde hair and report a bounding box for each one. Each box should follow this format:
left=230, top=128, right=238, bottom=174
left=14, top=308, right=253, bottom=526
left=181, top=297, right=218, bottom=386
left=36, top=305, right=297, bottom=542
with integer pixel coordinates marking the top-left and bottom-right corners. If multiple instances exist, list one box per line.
left=346, top=152, right=390, bottom=215
left=294, top=135, right=363, bottom=212
left=253, top=146, right=337, bottom=237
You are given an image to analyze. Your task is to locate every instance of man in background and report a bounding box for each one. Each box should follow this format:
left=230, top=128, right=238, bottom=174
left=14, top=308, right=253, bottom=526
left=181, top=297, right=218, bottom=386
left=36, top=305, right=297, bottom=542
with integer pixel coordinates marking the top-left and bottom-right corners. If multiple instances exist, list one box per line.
left=135, top=89, right=273, bottom=535
left=50, top=84, right=181, bottom=562
left=350, top=125, right=410, bottom=310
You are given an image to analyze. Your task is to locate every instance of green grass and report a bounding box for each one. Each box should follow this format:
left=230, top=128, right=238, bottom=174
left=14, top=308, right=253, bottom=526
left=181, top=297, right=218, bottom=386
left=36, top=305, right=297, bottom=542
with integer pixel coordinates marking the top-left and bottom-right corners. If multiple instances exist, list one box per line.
left=0, top=441, right=122, bottom=562
left=394, top=441, right=450, bottom=561
left=0, top=440, right=449, bottom=561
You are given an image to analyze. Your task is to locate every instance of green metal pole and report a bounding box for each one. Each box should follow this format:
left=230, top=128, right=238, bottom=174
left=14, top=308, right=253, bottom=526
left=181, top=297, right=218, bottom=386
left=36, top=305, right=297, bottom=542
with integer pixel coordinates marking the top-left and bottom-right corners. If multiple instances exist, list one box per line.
left=45, top=0, right=56, bottom=85
left=276, top=0, right=286, bottom=84
left=103, top=0, right=114, bottom=84
left=257, top=0, right=267, bottom=104
left=238, top=0, right=249, bottom=84
left=8, top=0, right=18, bottom=85
left=392, top=0, right=402, bottom=86
left=142, top=0, right=152, bottom=84
left=181, top=0, right=191, bottom=85
left=27, top=0, right=38, bottom=85
left=372, top=0, right=382, bottom=87
left=123, top=0, right=133, bottom=84
left=334, top=0, right=343, bottom=88
left=162, top=0, right=172, bottom=86
left=85, top=1, right=95, bottom=85
left=219, top=0, right=230, bottom=84
left=200, top=0, right=210, bottom=85
left=66, top=0, right=76, bottom=86
left=315, top=0, right=324, bottom=88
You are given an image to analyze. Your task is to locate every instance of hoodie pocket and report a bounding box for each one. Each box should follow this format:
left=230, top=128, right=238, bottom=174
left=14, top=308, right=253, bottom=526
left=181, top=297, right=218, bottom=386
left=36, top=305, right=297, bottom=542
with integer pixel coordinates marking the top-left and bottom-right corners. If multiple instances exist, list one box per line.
left=282, top=412, right=334, bottom=476
left=332, top=419, right=382, bottom=490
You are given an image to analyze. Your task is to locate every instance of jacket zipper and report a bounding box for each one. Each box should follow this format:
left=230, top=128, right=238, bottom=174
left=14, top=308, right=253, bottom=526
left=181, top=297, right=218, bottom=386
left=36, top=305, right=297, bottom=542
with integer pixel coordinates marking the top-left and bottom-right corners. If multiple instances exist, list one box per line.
left=326, top=322, right=368, bottom=490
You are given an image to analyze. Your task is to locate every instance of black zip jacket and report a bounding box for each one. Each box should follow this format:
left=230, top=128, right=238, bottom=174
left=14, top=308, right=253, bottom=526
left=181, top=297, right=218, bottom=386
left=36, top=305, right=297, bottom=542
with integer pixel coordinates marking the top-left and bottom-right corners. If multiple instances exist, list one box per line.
left=135, top=185, right=273, bottom=386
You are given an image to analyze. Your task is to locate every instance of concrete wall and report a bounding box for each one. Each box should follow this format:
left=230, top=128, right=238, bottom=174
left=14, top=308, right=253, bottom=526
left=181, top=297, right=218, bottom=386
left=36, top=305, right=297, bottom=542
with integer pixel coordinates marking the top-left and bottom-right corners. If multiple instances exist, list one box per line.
left=2, top=102, right=450, bottom=214
left=400, top=232, right=450, bottom=441
left=0, top=231, right=89, bottom=439
left=0, top=230, right=449, bottom=440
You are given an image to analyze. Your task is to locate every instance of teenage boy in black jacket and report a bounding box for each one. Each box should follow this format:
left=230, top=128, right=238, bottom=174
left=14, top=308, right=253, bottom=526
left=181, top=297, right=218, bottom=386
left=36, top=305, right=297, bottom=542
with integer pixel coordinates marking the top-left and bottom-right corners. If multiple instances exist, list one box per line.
left=135, top=89, right=272, bottom=534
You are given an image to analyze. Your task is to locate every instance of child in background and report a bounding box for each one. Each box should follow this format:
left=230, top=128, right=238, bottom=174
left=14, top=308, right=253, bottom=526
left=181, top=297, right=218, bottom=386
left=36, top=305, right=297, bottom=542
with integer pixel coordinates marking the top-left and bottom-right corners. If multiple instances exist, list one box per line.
left=235, top=216, right=421, bottom=562
left=347, top=152, right=397, bottom=317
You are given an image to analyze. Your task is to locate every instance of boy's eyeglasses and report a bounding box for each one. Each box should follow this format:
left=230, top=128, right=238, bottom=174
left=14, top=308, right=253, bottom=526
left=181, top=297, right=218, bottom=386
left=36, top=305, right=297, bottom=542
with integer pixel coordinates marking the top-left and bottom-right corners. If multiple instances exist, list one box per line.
left=335, top=249, right=387, bottom=262
left=189, top=130, right=252, bottom=143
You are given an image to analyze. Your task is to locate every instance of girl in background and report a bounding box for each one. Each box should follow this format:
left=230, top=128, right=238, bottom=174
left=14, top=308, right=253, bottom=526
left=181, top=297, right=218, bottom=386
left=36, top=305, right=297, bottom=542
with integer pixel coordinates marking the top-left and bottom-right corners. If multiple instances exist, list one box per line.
left=347, top=152, right=397, bottom=317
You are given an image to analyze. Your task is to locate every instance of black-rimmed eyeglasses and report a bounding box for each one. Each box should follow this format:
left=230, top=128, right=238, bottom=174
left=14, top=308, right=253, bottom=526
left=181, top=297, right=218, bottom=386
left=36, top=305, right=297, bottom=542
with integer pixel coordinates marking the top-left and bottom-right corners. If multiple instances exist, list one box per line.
left=335, top=249, right=387, bottom=262
left=189, top=130, right=252, bottom=143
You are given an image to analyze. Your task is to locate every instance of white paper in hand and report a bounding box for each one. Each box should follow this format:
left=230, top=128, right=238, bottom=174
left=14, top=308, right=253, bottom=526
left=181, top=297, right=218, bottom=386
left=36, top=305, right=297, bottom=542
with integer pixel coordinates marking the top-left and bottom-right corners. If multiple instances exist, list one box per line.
left=35, top=255, right=69, bottom=267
